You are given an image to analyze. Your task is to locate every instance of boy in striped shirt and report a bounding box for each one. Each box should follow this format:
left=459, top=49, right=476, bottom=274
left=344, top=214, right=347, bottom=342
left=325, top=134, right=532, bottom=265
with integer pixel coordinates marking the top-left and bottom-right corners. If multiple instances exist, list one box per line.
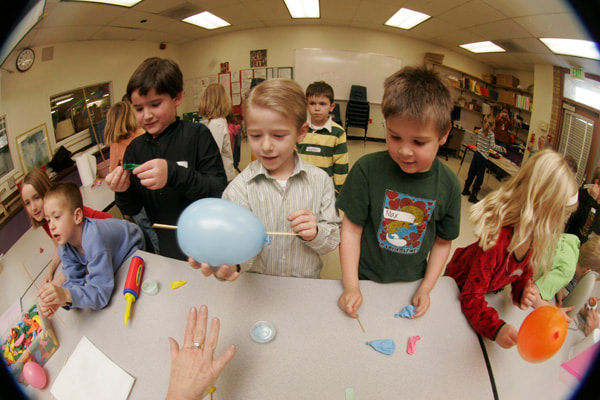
left=297, top=81, right=349, bottom=196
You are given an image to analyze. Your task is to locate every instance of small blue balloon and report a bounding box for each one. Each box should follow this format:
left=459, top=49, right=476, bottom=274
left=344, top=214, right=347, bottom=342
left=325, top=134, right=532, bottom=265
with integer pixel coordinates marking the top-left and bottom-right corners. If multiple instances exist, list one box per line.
left=177, top=198, right=267, bottom=266
left=365, top=339, right=396, bottom=355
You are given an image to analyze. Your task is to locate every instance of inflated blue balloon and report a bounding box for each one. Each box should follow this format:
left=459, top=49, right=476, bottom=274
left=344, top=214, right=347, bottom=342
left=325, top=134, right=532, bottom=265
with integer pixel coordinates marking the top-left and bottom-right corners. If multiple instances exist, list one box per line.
left=177, top=198, right=267, bottom=266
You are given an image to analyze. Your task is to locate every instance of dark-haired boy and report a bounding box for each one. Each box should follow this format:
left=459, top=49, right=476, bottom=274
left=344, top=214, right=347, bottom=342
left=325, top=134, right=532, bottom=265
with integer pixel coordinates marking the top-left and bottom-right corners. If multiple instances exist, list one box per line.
left=297, top=81, right=349, bottom=196
left=37, top=182, right=144, bottom=317
left=337, top=66, right=461, bottom=319
left=106, top=57, right=227, bottom=260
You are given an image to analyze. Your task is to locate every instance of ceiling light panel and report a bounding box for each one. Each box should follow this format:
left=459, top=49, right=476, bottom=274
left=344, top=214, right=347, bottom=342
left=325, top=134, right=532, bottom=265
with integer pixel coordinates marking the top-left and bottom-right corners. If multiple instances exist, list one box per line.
left=459, top=41, right=506, bottom=53
left=540, top=38, right=600, bottom=60
left=182, top=11, right=231, bottom=30
left=284, top=0, right=320, bottom=18
left=384, top=8, right=431, bottom=30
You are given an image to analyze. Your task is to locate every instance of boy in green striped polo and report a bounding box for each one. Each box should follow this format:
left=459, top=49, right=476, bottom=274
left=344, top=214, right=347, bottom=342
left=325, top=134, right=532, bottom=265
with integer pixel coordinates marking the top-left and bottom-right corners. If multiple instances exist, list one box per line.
left=297, top=81, right=349, bottom=196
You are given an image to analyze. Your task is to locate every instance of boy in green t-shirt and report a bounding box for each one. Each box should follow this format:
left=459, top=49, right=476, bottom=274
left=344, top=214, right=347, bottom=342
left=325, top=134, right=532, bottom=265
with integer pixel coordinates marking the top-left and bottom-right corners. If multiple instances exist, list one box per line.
left=336, top=66, right=461, bottom=319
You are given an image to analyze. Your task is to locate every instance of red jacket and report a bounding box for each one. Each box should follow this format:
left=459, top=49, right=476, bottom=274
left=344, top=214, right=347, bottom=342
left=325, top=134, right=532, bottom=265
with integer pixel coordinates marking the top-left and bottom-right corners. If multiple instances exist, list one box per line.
left=445, top=227, right=532, bottom=340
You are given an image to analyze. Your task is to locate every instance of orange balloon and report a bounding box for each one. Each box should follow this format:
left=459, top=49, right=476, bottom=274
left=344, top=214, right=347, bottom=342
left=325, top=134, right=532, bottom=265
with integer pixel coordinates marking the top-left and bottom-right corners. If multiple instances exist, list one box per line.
left=517, top=305, right=568, bottom=363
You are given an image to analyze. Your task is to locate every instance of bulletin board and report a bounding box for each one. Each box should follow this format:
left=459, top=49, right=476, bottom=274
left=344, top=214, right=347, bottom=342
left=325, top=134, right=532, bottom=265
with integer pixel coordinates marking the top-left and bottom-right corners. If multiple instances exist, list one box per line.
left=294, top=48, right=402, bottom=104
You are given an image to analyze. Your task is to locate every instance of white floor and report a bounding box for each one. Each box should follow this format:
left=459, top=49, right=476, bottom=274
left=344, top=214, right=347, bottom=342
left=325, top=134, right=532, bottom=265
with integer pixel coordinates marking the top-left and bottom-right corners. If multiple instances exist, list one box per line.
left=240, top=139, right=505, bottom=280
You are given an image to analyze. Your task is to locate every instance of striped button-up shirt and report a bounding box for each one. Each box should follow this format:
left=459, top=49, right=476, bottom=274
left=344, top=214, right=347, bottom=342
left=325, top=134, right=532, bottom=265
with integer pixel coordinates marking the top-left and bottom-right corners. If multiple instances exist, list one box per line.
left=223, top=154, right=341, bottom=278
left=476, top=130, right=504, bottom=160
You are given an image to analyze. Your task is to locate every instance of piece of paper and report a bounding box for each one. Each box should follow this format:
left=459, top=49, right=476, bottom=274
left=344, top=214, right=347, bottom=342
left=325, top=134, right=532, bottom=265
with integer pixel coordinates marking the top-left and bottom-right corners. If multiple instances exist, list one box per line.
left=561, top=341, right=600, bottom=380
left=0, top=299, right=21, bottom=337
left=51, top=336, right=135, bottom=400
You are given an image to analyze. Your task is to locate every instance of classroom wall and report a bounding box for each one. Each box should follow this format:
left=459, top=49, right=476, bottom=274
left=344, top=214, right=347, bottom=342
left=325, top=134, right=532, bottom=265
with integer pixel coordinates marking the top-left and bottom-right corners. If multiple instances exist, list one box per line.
left=523, top=64, right=554, bottom=160
left=0, top=40, right=181, bottom=196
left=177, top=25, right=498, bottom=139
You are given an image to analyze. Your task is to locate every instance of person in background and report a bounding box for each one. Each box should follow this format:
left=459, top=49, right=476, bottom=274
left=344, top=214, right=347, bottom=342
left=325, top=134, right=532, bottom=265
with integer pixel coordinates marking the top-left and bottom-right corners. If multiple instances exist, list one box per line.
left=19, top=168, right=112, bottom=285
left=104, top=101, right=160, bottom=254
left=198, top=83, right=237, bottom=182
left=566, top=166, right=600, bottom=244
left=461, top=119, right=506, bottom=204
left=37, top=182, right=144, bottom=317
left=297, top=81, right=349, bottom=197
left=445, top=150, right=578, bottom=348
left=188, top=78, right=340, bottom=280
left=336, top=66, right=461, bottom=320
left=106, top=57, right=227, bottom=260
left=493, top=106, right=514, bottom=149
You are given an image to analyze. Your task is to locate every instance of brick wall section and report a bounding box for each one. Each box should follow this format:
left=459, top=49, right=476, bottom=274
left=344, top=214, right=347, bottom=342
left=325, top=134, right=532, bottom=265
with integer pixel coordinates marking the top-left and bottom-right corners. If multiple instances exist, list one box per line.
left=549, top=66, right=562, bottom=146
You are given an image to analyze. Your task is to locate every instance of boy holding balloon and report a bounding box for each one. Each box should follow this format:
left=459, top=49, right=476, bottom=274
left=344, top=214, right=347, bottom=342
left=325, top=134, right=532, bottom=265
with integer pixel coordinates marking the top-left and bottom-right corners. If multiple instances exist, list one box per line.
left=106, top=57, right=227, bottom=260
left=189, top=79, right=340, bottom=280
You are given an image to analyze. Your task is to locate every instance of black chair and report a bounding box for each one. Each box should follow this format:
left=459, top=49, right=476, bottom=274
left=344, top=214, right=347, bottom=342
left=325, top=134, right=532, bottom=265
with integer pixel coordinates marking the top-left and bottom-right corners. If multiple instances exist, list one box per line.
left=345, top=85, right=369, bottom=140
left=330, top=103, right=342, bottom=126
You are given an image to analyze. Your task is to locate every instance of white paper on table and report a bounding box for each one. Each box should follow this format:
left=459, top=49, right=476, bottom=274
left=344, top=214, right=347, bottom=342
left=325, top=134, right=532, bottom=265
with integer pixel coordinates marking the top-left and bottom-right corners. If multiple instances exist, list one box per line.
left=51, top=336, right=135, bottom=400
left=0, top=299, right=21, bottom=335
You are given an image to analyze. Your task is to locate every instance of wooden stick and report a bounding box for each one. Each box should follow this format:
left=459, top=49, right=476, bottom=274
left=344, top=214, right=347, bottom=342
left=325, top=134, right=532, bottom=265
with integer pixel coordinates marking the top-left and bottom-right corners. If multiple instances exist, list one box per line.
left=356, top=315, right=366, bottom=334
left=20, top=261, right=39, bottom=290
left=152, top=223, right=178, bottom=230
left=266, top=231, right=300, bottom=236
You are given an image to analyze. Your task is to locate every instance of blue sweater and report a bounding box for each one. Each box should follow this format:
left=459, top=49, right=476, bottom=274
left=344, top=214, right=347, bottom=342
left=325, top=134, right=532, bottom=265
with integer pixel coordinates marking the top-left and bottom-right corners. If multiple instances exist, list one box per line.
left=60, top=217, right=144, bottom=310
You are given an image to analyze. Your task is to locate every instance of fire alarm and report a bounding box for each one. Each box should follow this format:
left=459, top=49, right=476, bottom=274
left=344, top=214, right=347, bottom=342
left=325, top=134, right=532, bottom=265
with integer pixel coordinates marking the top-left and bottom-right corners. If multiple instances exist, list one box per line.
left=159, top=43, right=166, bottom=50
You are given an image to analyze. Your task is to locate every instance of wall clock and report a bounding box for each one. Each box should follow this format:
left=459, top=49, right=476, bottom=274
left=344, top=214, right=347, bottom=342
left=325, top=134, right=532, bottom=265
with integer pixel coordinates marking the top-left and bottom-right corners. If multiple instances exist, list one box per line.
left=16, top=48, right=35, bottom=72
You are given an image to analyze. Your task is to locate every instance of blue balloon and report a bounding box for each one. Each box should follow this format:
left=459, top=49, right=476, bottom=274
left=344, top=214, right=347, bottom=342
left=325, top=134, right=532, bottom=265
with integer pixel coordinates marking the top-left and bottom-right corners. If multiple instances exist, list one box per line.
left=177, top=198, right=267, bottom=266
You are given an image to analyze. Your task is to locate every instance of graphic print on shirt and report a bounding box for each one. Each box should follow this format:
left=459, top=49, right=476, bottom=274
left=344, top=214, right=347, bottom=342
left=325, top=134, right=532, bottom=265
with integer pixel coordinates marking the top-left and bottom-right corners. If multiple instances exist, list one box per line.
left=378, top=189, right=435, bottom=254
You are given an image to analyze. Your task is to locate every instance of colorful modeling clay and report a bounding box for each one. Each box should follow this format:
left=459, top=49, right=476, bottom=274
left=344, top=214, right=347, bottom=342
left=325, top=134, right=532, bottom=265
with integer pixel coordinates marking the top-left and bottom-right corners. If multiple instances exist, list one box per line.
left=394, top=305, right=416, bottom=318
left=365, top=339, right=396, bottom=355
left=170, top=280, right=187, bottom=289
left=407, top=335, right=421, bottom=355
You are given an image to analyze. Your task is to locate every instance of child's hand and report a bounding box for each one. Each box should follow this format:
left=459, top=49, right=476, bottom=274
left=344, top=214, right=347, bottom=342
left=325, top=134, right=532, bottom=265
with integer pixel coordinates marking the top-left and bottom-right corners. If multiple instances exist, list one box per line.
left=583, top=308, right=599, bottom=336
left=39, top=302, right=60, bottom=319
left=134, top=159, right=168, bottom=190
left=188, top=258, right=240, bottom=282
left=519, top=281, right=536, bottom=310
left=287, top=209, right=317, bottom=241
left=495, top=324, right=518, bottom=349
left=338, top=286, right=362, bottom=318
left=106, top=166, right=131, bottom=192
left=167, top=306, right=236, bottom=400
left=559, top=306, right=574, bottom=324
left=43, top=267, right=55, bottom=284
left=412, top=286, right=431, bottom=318
left=37, top=283, right=71, bottom=307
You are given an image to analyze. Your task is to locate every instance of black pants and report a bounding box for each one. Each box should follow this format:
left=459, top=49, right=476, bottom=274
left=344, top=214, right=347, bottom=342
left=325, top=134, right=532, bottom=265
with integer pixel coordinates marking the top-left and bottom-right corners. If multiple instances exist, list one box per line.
left=464, top=151, right=488, bottom=193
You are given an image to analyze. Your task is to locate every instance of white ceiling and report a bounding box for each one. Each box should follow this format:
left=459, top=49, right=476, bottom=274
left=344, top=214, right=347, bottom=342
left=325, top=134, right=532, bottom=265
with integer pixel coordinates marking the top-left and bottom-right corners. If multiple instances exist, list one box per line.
left=15, top=0, right=600, bottom=74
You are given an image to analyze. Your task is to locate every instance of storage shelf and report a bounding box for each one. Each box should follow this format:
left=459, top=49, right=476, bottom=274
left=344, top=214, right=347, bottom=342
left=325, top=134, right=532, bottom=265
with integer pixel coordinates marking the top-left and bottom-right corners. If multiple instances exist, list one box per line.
left=452, top=86, right=532, bottom=113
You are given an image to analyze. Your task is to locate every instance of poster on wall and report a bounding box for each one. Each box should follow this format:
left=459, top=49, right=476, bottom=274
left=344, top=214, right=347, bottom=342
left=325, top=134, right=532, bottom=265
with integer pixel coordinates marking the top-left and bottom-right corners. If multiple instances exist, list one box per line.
left=16, top=123, right=51, bottom=173
left=250, top=49, right=267, bottom=67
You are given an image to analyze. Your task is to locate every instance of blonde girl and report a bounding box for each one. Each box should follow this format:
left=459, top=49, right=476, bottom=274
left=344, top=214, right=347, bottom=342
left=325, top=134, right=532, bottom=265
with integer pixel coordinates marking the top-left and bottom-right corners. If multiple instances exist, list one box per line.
left=198, top=84, right=237, bottom=181
left=20, top=168, right=112, bottom=283
left=446, top=149, right=578, bottom=349
left=188, top=79, right=340, bottom=281
left=104, top=101, right=145, bottom=173
left=462, top=116, right=506, bottom=203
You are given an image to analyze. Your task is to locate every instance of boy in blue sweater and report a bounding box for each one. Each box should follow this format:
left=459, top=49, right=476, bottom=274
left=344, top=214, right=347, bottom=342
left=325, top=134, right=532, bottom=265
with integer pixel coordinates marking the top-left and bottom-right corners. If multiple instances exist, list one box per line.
left=37, top=182, right=144, bottom=317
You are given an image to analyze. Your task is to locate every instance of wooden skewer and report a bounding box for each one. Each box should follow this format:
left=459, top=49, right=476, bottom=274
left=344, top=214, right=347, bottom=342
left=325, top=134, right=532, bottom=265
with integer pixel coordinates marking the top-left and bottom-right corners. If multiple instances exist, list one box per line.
left=20, top=261, right=66, bottom=327
left=152, top=223, right=300, bottom=236
left=356, top=315, right=366, bottom=334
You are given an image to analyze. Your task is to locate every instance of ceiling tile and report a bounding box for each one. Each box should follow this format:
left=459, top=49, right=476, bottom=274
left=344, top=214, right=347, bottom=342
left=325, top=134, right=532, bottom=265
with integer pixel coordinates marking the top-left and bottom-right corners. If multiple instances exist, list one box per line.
left=436, top=0, right=507, bottom=28
left=133, top=0, right=189, bottom=14
left=39, top=1, right=127, bottom=27
left=481, top=0, right=571, bottom=18
left=515, top=13, right=590, bottom=40
left=321, top=0, right=360, bottom=21
left=109, top=9, right=172, bottom=30
left=433, top=28, right=486, bottom=47
left=28, top=25, right=102, bottom=47
left=400, top=0, right=472, bottom=17
left=469, top=18, right=531, bottom=40
left=398, top=19, right=462, bottom=40
left=91, top=26, right=146, bottom=41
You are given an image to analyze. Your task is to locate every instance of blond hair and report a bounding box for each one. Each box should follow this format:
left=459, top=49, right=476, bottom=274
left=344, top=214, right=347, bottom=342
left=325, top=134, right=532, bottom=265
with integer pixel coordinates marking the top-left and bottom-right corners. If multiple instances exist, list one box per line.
left=198, top=83, right=232, bottom=120
left=243, top=78, right=308, bottom=131
left=579, top=236, right=600, bottom=273
left=470, top=149, right=578, bottom=275
left=20, top=168, right=52, bottom=228
left=482, top=113, right=495, bottom=138
left=104, top=102, right=139, bottom=145
left=382, top=65, right=453, bottom=137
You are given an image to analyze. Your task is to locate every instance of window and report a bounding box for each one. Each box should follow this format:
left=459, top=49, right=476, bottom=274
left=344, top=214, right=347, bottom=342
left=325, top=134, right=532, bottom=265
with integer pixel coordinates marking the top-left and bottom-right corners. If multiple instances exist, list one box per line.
left=0, top=115, right=14, bottom=179
left=49, top=82, right=111, bottom=144
left=563, top=74, right=600, bottom=111
left=558, top=109, right=594, bottom=184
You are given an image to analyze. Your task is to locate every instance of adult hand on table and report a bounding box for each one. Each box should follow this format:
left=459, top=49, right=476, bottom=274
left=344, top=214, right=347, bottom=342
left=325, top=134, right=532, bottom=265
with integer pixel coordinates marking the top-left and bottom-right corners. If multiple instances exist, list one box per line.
left=167, top=305, right=236, bottom=400
left=188, top=258, right=241, bottom=282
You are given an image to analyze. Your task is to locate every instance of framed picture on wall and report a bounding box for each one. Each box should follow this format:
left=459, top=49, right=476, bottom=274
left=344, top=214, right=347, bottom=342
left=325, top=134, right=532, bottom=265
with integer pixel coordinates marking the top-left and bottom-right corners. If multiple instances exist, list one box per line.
left=16, top=123, right=51, bottom=173
left=250, top=49, right=267, bottom=68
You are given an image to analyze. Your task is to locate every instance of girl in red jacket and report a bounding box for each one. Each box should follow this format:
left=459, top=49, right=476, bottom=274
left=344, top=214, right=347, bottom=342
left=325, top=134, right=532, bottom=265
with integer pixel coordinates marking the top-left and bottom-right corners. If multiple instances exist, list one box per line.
left=446, top=150, right=578, bottom=348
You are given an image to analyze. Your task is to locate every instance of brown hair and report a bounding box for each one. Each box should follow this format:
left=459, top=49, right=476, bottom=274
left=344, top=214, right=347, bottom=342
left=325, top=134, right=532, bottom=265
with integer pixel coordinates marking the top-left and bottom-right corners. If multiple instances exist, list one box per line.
left=104, top=101, right=139, bottom=145
left=126, top=57, right=183, bottom=100
left=579, top=236, right=600, bottom=273
left=563, top=154, right=578, bottom=174
left=382, top=65, right=453, bottom=137
left=198, top=83, right=232, bottom=120
left=306, top=81, right=334, bottom=104
left=21, top=168, right=52, bottom=228
left=243, top=78, right=307, bottom=131
left=44, top=182, right=83, bottom=214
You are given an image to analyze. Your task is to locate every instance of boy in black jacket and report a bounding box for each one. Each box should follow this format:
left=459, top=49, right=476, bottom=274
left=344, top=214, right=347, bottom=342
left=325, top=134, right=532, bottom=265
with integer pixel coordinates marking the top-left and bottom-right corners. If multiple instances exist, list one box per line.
left=107, top=57, right=227, bottom=260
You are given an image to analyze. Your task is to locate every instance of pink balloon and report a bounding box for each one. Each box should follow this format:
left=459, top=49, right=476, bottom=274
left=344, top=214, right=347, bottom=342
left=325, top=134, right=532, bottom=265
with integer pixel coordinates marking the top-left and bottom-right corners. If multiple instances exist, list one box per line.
left=23, top=361, right=47, bottom=389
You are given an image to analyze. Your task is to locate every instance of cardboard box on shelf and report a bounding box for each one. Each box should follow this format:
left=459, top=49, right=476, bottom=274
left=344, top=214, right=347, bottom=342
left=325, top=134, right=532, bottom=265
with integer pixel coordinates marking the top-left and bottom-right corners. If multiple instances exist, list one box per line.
left=424, top=52, right=445, bottom=65
left=496, top=74, right=519, bottom=88
left=497, top=89, right=515, bottom=106
left=482, top=73, right=495, bottom=84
